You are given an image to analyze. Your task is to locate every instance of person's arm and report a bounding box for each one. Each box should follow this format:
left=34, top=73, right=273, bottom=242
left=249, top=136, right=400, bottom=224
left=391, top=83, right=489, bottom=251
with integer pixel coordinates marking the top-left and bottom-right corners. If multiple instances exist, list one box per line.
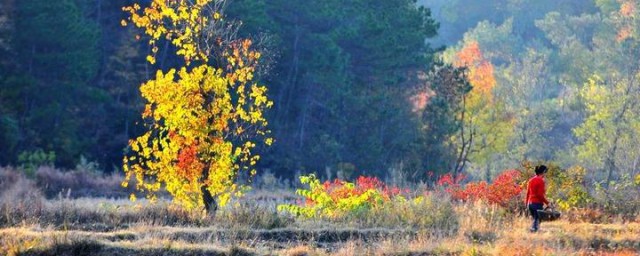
left=525, top=181, right=530, bottom=205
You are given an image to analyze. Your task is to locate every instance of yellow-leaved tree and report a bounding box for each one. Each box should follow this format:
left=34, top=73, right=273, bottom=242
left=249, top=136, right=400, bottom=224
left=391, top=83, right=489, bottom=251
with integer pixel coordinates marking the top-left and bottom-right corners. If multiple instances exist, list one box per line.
left=121, top=0, right=272, bottom=212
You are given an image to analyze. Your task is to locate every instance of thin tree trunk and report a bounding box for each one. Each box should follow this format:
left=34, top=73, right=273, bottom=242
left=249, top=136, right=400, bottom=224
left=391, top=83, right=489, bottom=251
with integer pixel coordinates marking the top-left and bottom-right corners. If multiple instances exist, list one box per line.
left=298, top=84, right=309, bottom=149
left=453, top=96, right=466, bottom=177
left=454, top=95, right=473, bottom=176
left=201, top=185, right=217, bottom=213
left=201, top=166, right=217, bottom=214
left=277, top=25, right=300, bottom=123
left=485, top=162, right=491, bottom=182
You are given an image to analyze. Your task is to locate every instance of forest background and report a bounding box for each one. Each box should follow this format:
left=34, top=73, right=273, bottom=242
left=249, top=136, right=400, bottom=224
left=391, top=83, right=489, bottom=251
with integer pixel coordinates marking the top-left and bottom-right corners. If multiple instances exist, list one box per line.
left=1, top=0, right=639, bottom=188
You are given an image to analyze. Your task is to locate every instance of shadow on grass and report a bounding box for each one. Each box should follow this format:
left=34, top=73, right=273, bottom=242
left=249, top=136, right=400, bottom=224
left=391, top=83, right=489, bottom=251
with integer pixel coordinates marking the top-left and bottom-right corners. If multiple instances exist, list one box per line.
left=17, top=239, right=255, bottom=256
left=100, top=228, right=420, bottom=244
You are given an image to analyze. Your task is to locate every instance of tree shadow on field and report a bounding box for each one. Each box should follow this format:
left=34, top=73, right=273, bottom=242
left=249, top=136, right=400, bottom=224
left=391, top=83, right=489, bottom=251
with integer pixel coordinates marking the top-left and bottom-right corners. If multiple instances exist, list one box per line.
left=16, top=239, right=254, bottom=256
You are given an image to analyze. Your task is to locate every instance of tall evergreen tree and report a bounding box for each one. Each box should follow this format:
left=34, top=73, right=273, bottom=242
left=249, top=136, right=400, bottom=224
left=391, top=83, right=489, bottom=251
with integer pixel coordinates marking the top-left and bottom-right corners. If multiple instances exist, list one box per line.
left=254, top=0, right=439, bottom=177
left=0, top=0, right=102, bottom=167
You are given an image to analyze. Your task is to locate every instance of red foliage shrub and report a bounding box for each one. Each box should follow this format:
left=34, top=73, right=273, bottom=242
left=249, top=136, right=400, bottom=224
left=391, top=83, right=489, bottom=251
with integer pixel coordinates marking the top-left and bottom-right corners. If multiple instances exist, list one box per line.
left=435, top=173, right=467, bottom=200
left=319, top=176, right=405, bottom=204
left=436, top=173, right=466, bottom=187
left=486, top=170, right=522, bottom=207
left=436, top=170, right=523, bottom=208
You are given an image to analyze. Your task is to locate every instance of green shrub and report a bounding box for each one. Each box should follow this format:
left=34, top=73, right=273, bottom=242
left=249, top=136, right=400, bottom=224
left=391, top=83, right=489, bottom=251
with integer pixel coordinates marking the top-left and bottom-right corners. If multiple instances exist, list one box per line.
left=278, top=174, right=405, bottom=219
left=593, top=173, right=640, bottom=220
left=18, top=149, right=56, bottom=178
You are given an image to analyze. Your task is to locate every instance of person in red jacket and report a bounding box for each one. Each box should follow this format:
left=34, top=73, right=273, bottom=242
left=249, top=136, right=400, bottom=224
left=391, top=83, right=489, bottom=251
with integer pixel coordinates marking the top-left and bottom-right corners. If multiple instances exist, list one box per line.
left=525, top=165, right=550, bottom=232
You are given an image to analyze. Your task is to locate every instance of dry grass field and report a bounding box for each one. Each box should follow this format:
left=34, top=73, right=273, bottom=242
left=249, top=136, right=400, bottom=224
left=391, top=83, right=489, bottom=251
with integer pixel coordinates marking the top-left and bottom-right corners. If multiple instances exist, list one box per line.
left=1, top=167, right=639, bottom=255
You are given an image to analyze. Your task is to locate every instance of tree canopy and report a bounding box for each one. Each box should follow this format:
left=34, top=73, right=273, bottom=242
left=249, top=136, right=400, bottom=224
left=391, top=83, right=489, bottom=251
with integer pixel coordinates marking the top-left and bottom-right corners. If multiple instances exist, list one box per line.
left=121, top=0, right=272, bottom=210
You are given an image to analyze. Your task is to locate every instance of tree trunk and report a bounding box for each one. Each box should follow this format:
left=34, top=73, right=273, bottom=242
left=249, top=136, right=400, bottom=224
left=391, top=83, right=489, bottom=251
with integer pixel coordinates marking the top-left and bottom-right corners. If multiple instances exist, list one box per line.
left=604, top=135, right=619, bottom=190
left=485, top=162, right=491, bottom=182
left=201, top=166, right=217, bottom=214
left=454, top=99, right=473, bottom=177
left=201, top=185, right=217, bottom=214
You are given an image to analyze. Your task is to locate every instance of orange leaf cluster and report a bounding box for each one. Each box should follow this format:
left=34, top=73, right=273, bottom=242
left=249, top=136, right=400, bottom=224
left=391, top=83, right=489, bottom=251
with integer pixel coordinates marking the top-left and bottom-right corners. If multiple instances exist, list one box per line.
left=620, top=1, right=636, bottom=17
left=454, top=41, right=496, bottom=95
left=317, top=176, right=404, bottom=205
left=176, top=143, right=203, bottom=179
left=617, top=26, right=633, bottom=42
left=617, top=1, right=637, bottom=42
left=454, top=41, right=482, bottom=67
left=225, top=39, right=260, bottom=84
left=410, top=90, right=431, bottom=113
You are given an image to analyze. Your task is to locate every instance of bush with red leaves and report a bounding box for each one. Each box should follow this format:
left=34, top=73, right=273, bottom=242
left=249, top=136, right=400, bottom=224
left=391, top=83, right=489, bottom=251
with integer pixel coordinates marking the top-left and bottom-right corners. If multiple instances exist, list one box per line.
left=436, top=170, right=523, bottom=208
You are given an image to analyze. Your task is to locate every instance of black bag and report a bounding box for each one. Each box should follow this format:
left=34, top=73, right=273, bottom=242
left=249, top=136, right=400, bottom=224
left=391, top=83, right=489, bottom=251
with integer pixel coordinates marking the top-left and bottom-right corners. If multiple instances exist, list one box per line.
left=537, top=206, right=561, bottom=221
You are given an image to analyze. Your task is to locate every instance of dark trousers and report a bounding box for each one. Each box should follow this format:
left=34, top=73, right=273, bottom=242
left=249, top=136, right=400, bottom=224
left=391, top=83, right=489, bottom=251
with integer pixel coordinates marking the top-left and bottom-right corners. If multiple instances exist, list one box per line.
left=528, top=203, right=543, bottom=231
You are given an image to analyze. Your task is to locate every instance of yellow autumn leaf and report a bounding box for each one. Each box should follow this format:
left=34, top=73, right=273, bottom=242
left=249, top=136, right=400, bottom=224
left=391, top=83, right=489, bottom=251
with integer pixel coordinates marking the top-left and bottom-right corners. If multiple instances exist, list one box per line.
left=146, top=55, right=156, bottom=64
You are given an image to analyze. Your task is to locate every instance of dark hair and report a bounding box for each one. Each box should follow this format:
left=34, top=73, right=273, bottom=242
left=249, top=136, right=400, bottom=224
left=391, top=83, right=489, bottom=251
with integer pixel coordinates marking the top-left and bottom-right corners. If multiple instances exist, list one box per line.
left=535, top=165, right=548, bottom=175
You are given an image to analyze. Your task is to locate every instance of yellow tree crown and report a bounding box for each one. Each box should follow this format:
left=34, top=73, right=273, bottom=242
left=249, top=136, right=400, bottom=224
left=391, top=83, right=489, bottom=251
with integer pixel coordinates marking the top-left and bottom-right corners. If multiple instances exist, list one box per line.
left=122, top=0, right=272, bottom=210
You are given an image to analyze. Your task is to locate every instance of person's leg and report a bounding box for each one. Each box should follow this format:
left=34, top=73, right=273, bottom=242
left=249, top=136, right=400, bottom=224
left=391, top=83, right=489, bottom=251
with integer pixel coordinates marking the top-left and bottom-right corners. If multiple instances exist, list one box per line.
left=528, top=204, right=536, bottom=231
left=528, top=203, right=542, bottom=232
left=533, top=204, right=540, bottom=231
